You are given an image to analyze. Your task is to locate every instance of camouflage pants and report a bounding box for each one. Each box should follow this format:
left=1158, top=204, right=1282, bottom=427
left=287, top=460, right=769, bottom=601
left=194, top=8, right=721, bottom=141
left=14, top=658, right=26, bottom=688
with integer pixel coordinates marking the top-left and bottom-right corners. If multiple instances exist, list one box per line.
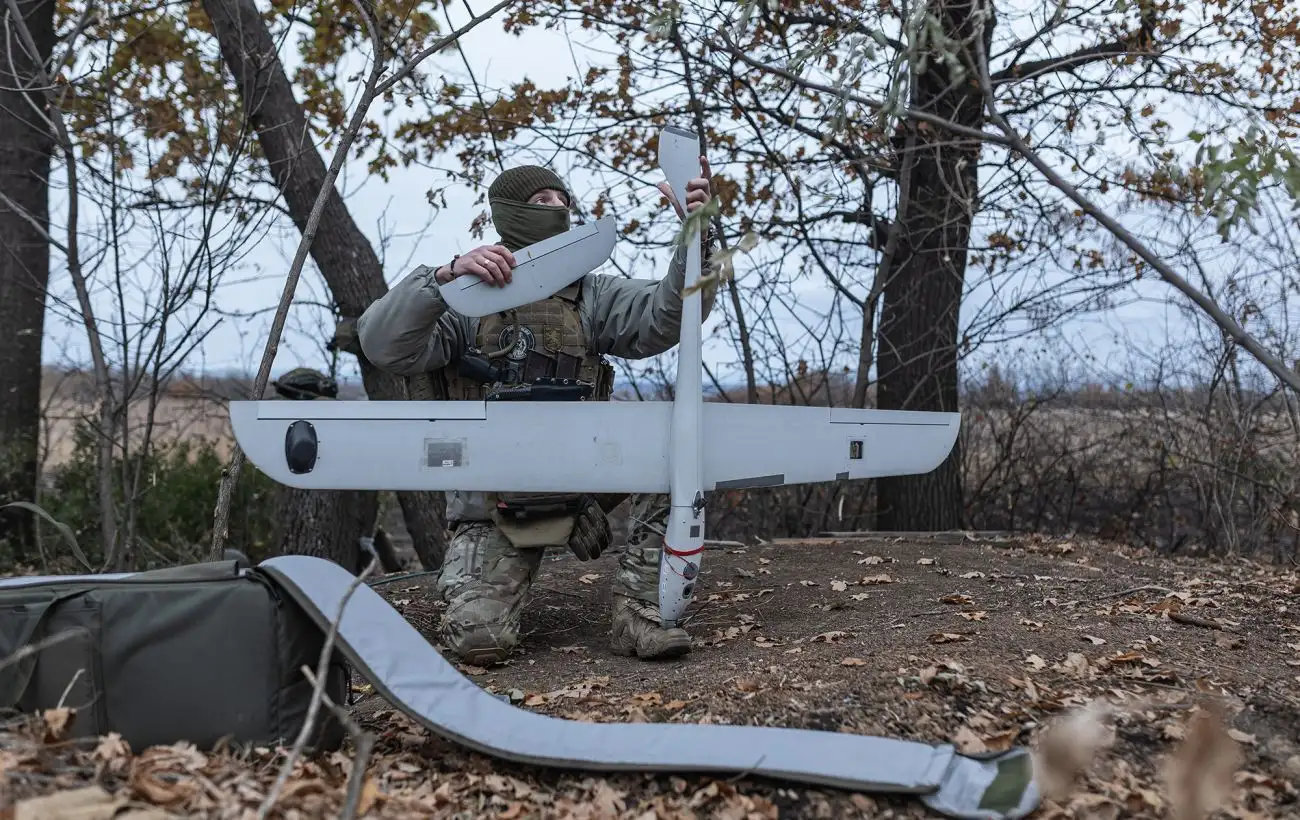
left=435, top=494, right=670, bottom=664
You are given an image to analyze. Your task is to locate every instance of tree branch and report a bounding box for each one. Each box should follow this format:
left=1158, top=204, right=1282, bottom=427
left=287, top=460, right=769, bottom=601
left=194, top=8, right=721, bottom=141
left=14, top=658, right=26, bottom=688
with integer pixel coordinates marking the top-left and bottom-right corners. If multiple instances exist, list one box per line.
left=970, top=0, right=1300, bottom=397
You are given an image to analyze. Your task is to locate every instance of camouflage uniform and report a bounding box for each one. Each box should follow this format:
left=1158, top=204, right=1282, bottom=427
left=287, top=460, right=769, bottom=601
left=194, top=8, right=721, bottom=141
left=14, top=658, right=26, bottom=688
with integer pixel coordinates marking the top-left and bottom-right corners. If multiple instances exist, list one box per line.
left=356, top=165, right=718, bottom=665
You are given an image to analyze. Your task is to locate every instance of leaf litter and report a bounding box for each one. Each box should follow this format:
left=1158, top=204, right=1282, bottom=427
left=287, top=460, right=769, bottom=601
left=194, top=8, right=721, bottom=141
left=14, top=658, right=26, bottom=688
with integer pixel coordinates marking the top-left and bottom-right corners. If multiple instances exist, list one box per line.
left=4, top=533, right=1298, bottom=819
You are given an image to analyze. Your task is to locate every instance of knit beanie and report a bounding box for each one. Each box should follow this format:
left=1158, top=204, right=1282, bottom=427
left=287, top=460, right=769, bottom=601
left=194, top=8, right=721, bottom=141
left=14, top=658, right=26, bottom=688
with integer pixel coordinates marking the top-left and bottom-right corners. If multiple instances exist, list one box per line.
left=488, top=165, right=570, bottom=204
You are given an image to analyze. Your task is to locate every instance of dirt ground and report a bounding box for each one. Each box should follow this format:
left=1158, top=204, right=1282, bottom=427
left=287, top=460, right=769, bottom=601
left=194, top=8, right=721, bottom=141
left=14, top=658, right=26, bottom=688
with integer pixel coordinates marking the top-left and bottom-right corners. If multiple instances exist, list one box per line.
left=344, top=533, right=1300, bottom=816
left=4, top=532, right=1299, bottom=818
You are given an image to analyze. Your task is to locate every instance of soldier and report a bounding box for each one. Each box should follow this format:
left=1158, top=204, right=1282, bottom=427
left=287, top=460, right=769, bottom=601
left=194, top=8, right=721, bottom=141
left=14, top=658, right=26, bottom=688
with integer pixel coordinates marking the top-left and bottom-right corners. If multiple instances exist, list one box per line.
left=356, top=160, right=718, bottom=665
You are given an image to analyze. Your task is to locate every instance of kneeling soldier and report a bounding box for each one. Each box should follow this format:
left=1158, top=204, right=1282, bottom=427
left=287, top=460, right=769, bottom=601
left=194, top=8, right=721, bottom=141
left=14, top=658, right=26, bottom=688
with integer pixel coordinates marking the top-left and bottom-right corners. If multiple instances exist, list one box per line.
left=357, top=161, right=718, bottom=664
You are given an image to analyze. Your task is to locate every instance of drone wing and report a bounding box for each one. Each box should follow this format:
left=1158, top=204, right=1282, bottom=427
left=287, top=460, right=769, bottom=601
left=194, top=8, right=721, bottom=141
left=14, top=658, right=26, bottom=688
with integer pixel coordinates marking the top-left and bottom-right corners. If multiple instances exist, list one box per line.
left=229, top=400, right=958, bottom=493
left=438, top=217, right=616, bottom=318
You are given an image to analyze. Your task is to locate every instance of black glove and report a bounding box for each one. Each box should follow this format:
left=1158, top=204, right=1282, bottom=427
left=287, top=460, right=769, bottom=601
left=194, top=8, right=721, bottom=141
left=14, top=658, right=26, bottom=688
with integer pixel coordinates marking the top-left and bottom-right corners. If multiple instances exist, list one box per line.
left=568, top=496, right=612, bottom=561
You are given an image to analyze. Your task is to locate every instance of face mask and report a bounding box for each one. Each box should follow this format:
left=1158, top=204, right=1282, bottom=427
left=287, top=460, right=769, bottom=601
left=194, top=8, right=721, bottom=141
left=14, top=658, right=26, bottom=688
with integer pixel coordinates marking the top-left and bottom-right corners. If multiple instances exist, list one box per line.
left=489, top=198, right=571, bottom=250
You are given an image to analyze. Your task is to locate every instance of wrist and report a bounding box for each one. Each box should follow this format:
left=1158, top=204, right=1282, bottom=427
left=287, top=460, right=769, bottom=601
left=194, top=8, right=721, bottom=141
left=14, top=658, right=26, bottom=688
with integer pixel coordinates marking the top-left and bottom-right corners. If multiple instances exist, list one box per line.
left=435, top=256, right=458, bottom=284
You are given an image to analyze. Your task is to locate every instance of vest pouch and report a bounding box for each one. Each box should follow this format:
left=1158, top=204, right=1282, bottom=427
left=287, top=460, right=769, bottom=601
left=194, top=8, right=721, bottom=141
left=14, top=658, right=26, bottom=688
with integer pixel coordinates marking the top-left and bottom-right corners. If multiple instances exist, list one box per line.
left=489, top=492, right=586, bottom=548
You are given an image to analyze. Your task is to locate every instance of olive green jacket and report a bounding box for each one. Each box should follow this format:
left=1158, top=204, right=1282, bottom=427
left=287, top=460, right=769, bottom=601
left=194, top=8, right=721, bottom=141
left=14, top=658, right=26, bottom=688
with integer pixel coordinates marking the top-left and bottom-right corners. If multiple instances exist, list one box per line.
left=356, top=233, right=718, bottom=523
left=357, top=235, right=717, bottom=375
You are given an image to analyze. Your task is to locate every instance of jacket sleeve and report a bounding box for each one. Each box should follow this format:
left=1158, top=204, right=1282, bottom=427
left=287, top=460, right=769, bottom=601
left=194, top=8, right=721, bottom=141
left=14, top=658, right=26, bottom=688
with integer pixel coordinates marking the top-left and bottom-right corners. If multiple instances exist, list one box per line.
left=585, top=233, right=719, bottom=360
left=357, top=265, right=472, bottom=376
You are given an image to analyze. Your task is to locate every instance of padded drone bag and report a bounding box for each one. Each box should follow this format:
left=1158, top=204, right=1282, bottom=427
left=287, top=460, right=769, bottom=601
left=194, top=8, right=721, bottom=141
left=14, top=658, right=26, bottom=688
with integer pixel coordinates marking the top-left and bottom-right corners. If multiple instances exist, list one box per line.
left=0, top=558, right=347, bottom=753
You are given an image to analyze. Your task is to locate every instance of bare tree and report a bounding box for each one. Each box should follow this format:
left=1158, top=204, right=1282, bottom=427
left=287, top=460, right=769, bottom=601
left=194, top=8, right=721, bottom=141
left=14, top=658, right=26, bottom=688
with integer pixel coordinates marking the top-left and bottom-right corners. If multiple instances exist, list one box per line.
left=0, top=0, right=56, bottom=561
left=201, top=0, right=515, bottom=566
left=1, top=0, right=286, bottom=570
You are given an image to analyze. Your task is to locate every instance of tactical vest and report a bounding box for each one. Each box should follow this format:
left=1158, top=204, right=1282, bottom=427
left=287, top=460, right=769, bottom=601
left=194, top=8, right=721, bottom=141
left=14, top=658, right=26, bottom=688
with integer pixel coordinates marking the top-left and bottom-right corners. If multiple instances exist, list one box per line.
left=406, top=279, right=617, bottom=529
left=408, top=280, right=614, bottom=402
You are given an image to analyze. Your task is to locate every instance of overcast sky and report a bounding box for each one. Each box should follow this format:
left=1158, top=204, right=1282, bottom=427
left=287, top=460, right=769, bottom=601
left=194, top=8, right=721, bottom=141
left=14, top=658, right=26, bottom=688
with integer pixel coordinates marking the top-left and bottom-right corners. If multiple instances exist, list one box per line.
left=35, top=3, right=1214, bottom=390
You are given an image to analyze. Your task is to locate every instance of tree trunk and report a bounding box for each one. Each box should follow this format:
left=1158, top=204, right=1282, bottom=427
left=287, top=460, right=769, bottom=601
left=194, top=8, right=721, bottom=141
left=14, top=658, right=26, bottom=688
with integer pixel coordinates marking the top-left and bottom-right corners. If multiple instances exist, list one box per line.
left=0, top=0, right=56, bottom=561
left=874, top=0, right=986, bottom=531
left=202, top=0, right=447, bottom=567
left=274, top=486, right=379, bottom=572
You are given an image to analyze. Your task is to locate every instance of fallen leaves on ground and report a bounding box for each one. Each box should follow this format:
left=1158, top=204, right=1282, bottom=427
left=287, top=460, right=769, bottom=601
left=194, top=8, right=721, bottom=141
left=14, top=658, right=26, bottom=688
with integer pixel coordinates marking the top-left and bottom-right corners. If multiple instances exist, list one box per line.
left=5, top=534, right=1299, bottom=820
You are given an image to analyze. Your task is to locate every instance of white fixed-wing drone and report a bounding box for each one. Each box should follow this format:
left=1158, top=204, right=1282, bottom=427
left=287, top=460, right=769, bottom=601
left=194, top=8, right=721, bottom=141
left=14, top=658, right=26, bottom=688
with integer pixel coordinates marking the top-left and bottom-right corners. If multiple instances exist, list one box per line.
left=228, top=126, right=960, bottom=628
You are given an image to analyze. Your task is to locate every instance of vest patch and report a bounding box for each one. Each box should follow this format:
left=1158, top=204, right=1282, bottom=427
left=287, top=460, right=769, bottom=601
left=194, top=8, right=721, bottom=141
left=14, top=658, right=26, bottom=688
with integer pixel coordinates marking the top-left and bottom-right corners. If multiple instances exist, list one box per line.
left=542, top=325, right=563, bottom=352
left=498, top=326, right=535, bottom=361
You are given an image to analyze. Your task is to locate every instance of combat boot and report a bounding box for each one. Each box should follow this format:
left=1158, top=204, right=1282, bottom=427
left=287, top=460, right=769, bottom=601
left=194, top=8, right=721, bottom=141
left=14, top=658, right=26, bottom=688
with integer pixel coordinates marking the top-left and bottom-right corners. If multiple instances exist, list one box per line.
left=609, top=593, right=691, bottom=659
left=609, top=494, right=692, bottom=660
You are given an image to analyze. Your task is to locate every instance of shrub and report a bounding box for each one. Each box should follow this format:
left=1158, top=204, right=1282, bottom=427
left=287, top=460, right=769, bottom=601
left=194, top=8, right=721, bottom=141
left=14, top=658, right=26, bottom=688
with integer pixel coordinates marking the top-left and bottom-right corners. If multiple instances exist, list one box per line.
left=26, top=422, right=281, bottom=572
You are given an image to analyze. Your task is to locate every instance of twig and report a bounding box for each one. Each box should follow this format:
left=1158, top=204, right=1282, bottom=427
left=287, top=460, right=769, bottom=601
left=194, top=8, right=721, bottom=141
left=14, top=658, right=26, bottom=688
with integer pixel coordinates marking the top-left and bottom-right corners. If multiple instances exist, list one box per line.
left=704, top=539, right=748, bottom=549
left=209, top=0, right=517, bottom=557
left=0, top=628, right=88, bottom=674
left=258, top=554, right=378, bottom=819
left=1167, top=611, right=1229, bottom=631
left=1092, top=585, right=1174, bottom=602
left=300, top=665, right=375, bottom=820
left=56, top=669, right=84, bottom=708
left=532, top=585, right=587, bottom=599
left=911, top=606, right=1009, bottom=617
left=373, top=0, right=516, bottom=97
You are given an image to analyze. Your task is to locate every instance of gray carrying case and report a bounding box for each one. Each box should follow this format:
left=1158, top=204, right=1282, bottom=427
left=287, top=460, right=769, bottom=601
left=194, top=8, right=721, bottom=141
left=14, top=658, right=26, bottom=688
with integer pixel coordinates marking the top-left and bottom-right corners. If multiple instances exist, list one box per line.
left=0, top=558, right=348, bottom=753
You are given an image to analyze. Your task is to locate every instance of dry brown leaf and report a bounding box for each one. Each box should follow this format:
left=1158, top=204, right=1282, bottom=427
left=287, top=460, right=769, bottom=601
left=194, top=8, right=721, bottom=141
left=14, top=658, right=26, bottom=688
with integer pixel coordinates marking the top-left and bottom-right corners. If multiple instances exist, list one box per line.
left=1163, top=702, right=1243, bottom=820
left=1025, top=654, right=1047, bottom=670
left=1082, top=634, right=1107, bottom=645
left=858, top=574, right=896, bottom=585
left=928, top=632, right=971, bottom=644
left=960, top=611, right=987, bottom=621
left=591, top=781, right=627, bottom=816
left=830, top=580, right=848, bottom=592
left=1031, top=700, right=1116, bottom=800
left=578, top=573, right=600, bottom=584
left=840, top=657, right=867, bottom=666
left=917, top=558, right=937, bottom=565
left=13, top=786, right=173, bottom=820
left=93, top=733, right=130, bottom=767
left=42, top=707, right=73, bottom=741
left=982, top=728, right=1022, bottom=752
left=941, top=594, right=973, bottom=605
left=953, top=726, right=988, bottom=754
left=357, top=778, right=381, bottom=815
left=812, top=630, right=851, bottom=642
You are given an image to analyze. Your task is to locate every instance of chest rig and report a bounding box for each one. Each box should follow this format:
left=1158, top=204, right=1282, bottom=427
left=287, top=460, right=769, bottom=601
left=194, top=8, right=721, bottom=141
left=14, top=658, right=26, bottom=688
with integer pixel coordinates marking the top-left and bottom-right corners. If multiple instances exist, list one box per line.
left=446, top=280, right=614, bottom=402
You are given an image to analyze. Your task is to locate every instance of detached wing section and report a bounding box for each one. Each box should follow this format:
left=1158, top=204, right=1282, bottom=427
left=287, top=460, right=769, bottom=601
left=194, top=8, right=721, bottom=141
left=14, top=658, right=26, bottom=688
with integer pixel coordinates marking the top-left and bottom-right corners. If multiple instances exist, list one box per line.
left=438, top=217, right=616, bottom=318
left=228, top=401, right=959, bottom=493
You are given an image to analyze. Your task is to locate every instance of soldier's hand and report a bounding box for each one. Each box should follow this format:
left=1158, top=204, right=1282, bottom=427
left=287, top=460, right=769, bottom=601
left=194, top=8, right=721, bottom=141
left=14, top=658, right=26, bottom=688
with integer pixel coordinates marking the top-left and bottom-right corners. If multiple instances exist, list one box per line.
left=657, top=155, right=712, bottom=220
left=568, top=496, right=612, bottom=562
left=436, top=244, right=516, bottom=286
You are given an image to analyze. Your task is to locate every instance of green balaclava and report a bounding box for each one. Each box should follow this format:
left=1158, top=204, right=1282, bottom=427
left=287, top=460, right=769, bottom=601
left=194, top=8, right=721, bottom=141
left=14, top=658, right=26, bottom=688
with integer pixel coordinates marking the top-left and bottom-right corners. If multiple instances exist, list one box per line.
left=488, top=165, right=572, bottom=250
